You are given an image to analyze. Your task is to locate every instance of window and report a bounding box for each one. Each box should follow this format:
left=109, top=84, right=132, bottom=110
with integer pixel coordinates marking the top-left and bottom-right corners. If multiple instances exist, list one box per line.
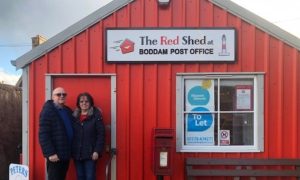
left=176, top=73, right=264, bottom=152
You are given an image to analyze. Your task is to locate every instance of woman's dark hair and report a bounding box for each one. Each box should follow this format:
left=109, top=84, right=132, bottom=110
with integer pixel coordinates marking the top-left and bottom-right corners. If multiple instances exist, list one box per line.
left=76, top=92, right=94, bottom=108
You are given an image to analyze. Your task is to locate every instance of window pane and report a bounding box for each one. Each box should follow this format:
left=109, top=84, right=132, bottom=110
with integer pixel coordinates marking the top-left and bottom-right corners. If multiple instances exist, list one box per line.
left=220, top=79, right=253, bottom=111
left=220, top=113, right=254, bottom=145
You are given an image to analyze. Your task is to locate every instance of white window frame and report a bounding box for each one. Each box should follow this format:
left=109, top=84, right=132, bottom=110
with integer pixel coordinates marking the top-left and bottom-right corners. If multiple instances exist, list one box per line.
left=176, top=72, right=264, bottom=152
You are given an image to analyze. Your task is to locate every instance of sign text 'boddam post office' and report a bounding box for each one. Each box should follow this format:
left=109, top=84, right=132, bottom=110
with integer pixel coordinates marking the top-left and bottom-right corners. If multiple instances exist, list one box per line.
left=106, top=28, right=236, bottom=62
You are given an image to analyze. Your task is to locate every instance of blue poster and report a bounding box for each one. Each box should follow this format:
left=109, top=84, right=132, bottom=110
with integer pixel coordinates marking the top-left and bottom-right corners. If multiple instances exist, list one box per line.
left=185, top=79, right=215, bottom=145
left=187, top=107, right=213, bottom=132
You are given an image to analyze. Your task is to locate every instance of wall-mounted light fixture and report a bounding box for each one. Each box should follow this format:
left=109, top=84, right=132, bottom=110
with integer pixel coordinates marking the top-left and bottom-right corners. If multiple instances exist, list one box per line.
left=158, top=0, right=170, bottom=6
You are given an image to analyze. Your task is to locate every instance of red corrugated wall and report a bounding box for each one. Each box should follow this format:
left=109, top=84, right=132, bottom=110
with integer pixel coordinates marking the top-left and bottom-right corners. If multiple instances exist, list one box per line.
left=27, top=0, right=300, bottom=179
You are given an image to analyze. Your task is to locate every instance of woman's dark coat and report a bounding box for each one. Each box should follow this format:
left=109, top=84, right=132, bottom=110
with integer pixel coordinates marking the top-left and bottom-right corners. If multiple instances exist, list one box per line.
left=72, top=107, right=105, bottom=160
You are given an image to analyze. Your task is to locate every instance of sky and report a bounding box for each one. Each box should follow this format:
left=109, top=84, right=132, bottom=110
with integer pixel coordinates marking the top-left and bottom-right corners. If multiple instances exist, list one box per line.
left=231, top=0, right=300, bottom=38
left=0, top=0, right=112, bottom=85
left=1, top=0, right=300, bottom=85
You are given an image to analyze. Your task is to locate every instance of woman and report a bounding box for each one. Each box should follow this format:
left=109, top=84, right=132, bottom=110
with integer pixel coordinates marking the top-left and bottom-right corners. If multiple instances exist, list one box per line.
left=72, top=92, right=105, bottom=180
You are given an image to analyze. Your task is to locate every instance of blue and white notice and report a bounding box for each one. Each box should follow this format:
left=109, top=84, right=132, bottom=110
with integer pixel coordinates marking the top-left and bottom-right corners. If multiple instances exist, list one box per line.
left=185, top=79, right=215, bottom=145
left=9, top=163, right=29, bottom=180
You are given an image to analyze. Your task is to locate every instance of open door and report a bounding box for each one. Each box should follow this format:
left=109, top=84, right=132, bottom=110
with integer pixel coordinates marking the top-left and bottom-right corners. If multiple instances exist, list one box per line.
left=45, top=74, right=116, bottom=180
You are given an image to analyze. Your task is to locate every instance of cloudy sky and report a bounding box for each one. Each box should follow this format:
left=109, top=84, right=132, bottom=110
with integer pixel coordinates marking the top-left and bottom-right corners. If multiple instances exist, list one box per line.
left=0, top=0, right=112, bottom=85
left=1, top=0, right=300, bottom=85
left=231, top=0, right=300, bottom=38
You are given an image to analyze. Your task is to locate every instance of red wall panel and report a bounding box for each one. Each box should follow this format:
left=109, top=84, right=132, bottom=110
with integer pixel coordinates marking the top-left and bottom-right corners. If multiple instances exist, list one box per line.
left=297, top=53, right=300, bottom=156
left=268, top=37, right=283, bottom=157
left=27, top=0, right=300, bottom=179
left=89, top=24, right=104, bottom=73
left=48, top=48, right=62, bottom=73
left=143, top=64, right=158, bottom=180
left=157, top=64, right=172, bottom=128
left=280, top=45, right=298, bottom=158
left=200, top=0, right=213, bottom=27
left=30, top=57, right=48, bottom=179
left=116, top=64, right=130, bottom=180
left=129, top=65, right=144, bottom=179
left=186, top=0, right=199, bottom=27
left=62, top=39, right=76, bottom=73
left=75, top=31, right=89, bottom=73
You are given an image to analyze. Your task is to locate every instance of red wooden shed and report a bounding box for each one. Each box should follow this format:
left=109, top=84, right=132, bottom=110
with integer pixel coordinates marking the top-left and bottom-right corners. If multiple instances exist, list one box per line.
left=13, top=0, right=300, bottom=179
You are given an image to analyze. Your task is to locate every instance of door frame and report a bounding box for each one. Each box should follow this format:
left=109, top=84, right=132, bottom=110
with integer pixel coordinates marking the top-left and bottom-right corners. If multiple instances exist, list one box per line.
left=45, top=73, right=117, bottom=180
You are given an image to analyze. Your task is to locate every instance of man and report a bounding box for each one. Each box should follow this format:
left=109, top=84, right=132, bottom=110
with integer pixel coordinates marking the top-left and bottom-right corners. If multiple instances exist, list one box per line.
left=39, top=87, right=74, bottom=180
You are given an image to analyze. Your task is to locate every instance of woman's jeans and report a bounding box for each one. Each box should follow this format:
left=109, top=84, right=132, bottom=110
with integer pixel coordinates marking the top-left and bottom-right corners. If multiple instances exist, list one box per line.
left=74, top=159, right=96, bottom=180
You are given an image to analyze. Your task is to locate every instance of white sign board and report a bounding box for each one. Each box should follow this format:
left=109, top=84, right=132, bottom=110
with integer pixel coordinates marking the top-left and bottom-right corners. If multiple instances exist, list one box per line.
left=9, top=164, right=29, bottom=180
left=106, top=28, right=236, bottom=62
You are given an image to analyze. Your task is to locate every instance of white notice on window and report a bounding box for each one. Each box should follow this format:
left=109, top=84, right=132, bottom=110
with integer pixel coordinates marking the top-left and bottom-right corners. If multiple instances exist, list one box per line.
left=236, top=88, right=251, bottom=110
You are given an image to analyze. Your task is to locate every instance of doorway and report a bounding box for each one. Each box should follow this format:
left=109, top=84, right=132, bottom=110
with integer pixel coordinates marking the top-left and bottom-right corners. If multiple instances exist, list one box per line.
left=45, top=74, right=116, bottom=180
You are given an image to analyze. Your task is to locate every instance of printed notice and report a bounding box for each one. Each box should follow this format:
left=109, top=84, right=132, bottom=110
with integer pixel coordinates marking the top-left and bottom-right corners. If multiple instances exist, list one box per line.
left=220, top=130, right=230, bottom=145
left=236, top=86, right=252, bottom=110
left=159, top=152, right=168, bottom=167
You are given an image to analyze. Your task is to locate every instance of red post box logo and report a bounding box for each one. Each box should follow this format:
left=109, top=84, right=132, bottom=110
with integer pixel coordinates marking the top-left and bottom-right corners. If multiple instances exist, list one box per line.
left=120, top=39, right=135, bottom=54
left=110, top=38, right=135, bottom=54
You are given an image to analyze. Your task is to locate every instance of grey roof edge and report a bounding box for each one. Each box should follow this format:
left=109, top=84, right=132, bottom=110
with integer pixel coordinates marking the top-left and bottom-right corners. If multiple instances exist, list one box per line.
left=210, top=0, right=300, bottom=50
left=13, top=0, right=134, bottom=70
